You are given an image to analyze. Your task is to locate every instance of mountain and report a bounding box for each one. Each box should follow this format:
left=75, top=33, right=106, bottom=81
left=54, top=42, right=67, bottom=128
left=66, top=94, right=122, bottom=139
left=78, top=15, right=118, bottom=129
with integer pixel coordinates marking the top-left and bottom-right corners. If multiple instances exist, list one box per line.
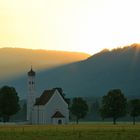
left=0, top=48, right=90, bottom=80
left=1, top=44, right=140, bottom=99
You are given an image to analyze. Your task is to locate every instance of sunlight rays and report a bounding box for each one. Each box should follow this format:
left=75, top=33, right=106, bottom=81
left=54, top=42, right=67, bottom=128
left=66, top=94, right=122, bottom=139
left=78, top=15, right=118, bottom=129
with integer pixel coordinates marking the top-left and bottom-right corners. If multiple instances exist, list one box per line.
left=0, top=0, right=140, bottom=54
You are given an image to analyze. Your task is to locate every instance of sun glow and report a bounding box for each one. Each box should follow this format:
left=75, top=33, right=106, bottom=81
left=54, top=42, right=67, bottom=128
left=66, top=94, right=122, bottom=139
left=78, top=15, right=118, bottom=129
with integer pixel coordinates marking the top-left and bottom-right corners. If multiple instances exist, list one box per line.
left=0, top=0, right=140, bottom=54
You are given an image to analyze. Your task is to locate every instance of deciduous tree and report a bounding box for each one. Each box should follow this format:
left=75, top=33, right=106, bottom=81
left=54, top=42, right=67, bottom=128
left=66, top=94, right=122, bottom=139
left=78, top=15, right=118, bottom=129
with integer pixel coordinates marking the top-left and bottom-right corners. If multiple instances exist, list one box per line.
left=0, top=86, right=20, bottom=122
left=100, top=89, right=127, bottom=124
left=70, top=97, right=88, bottom=124
left=129, top=99, right=140, bottom=125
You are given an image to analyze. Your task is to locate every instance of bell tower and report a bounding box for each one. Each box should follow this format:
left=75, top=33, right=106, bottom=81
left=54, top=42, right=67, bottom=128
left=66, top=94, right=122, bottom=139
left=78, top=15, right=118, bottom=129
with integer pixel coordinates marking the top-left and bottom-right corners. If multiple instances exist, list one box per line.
left=27, top=67, right=36, bottom=122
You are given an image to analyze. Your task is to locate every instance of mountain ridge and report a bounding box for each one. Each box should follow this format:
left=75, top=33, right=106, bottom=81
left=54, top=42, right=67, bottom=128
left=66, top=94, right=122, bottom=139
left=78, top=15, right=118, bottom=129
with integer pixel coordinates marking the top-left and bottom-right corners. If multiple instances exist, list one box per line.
left=1, top=44, right=140, bottom=99
left=0, top=47, right=90, bottom=80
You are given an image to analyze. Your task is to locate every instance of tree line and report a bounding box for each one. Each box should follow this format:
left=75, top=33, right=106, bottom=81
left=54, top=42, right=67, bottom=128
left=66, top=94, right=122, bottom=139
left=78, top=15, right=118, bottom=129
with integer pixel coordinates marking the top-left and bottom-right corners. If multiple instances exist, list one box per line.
left=0, top=85, right=139, bottom=125
left=100, top=89, right=140, bottom=125
left=70, top=89, right=140, bottom=125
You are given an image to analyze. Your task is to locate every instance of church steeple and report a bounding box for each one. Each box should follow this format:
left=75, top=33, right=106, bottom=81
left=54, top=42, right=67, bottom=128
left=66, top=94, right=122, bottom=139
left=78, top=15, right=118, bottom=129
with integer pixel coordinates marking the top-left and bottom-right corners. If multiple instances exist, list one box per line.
left=28, top=66, right=35, bottom=76
left=27, top=67, right=36, bottom=123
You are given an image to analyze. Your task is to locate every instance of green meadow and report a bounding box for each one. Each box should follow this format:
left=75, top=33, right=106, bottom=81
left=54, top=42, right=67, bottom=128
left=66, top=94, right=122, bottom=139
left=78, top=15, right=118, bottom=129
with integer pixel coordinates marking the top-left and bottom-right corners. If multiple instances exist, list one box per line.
left=0, top=124, right=140, bottom=140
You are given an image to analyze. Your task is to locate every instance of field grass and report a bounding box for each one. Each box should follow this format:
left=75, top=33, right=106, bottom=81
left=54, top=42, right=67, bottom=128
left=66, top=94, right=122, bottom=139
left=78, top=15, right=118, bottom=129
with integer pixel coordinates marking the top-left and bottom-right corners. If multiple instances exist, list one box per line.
left=0, top=123, right=140, bottom=140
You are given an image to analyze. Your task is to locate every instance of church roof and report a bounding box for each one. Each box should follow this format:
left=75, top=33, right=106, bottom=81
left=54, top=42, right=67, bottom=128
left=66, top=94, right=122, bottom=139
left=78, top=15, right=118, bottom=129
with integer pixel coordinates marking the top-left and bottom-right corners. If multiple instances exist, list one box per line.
left=34, top=89, right=55, bottom=105
left=34, top=88, right=67, bottom=106
left=51, top=111, right=65, bottom=118
left=28, top=68, right=35, bottom=76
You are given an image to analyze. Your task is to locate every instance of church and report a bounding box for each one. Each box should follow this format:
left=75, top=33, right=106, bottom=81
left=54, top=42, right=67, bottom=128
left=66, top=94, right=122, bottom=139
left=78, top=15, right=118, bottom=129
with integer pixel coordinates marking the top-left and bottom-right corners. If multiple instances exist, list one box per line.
left=27, top=68, right=69, bottom=124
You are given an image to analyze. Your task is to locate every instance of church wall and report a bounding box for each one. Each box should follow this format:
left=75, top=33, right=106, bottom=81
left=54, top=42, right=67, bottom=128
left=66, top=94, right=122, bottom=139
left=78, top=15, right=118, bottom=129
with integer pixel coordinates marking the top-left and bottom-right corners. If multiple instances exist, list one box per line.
left=32, top=105, right=45, bottom=124
left=43, top=90, right=69, bottom=124
left=31, top=90, right=69, bottom=124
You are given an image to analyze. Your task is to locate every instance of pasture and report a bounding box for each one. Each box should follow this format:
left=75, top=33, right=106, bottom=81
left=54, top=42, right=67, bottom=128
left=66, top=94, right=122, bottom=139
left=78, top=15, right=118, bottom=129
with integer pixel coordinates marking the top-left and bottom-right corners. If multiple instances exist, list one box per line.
left=0, top=123, right=140, bottom=140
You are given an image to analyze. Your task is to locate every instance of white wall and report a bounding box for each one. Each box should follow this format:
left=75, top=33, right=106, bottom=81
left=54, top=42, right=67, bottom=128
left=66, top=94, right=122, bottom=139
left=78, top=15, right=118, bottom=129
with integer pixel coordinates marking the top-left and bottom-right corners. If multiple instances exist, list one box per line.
left=32, top=105, right=45, bottom=124
left=27, top=75, right=36, bottom=122
left=44, top=90, right=69, bottom=124
left=32, top=90, right=69, bottom=124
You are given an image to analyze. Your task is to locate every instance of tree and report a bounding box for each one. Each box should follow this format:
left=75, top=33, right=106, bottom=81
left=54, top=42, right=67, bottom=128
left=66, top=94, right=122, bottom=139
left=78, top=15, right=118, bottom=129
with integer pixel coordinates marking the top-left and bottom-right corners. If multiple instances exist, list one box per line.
left=129, top=99, right=140, bottom=125
left=100, top=89, right=127, bottom=124
left=70, top=97, right=88, bottom=124
left=0, top=86, right=20, bottom=122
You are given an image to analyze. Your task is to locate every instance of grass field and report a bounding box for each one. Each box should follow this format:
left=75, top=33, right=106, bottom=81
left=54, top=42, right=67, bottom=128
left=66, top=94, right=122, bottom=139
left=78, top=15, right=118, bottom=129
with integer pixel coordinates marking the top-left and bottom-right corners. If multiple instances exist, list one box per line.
left=0, top=123, right=140, bottom=140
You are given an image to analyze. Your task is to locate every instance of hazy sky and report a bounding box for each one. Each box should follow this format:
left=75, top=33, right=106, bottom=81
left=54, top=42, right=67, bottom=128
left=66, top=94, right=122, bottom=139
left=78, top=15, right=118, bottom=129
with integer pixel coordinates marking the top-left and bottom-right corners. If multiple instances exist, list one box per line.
left=0, top=0, right=140, bottom=54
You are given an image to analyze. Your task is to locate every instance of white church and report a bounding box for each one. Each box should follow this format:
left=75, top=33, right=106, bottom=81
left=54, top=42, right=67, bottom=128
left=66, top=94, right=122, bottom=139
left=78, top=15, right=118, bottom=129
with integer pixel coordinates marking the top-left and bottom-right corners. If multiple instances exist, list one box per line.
left=27, top=68, right=69, bottom=124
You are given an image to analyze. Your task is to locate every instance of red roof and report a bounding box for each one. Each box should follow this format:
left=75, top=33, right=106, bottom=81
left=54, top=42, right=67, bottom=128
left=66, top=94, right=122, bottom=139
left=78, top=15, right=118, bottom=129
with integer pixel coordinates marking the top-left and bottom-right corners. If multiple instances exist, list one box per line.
left=34, top=89, right=55, bottom=105
left=51, top=111, right=65, bottom=118
left=34, top=88, right=67, bottom=106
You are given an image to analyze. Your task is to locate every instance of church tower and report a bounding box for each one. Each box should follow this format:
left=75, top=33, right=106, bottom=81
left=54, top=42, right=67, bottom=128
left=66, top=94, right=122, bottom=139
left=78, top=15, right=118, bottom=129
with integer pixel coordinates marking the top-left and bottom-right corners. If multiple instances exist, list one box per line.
left=27, top=67, right=36, bottom=122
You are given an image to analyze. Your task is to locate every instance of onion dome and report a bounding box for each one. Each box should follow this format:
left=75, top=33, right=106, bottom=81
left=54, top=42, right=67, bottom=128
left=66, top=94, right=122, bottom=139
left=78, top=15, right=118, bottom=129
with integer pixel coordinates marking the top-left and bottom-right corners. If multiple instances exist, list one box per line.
left=28, top=68, right=35, bottom=76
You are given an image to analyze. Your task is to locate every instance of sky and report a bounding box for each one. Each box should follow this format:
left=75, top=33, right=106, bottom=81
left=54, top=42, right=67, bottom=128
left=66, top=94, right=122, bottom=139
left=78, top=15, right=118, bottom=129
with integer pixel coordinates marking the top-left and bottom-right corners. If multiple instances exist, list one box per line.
left=0, top=0, right=140, bottom=54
